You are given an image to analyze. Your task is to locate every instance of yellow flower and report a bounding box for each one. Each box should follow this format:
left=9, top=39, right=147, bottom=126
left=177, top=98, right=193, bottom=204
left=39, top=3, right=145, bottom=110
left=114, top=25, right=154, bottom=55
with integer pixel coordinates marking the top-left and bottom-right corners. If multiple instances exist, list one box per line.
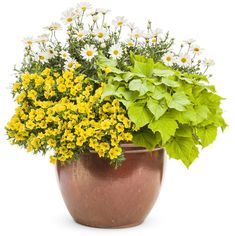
left=26, top=120, right=35, bottom=129
left=42, top=68, right=51, bottom=76
left=50, top=156, right=57, bottom=164
left=103, top=67, right=112, bottom=75
left=16, top=91, right=26, bottom=103
left=101, top=119, right=111, bottom=130
left=13, top=82, right=21, bottom=92
left=27, top=90, right=37, bottom=101
left=58, top=84, right=67, bottom=93
left=108, top=147, right=122, bottom=159
left=47, top=139, right=57, bottom=147
left=116, top=123, right=124, bottom=133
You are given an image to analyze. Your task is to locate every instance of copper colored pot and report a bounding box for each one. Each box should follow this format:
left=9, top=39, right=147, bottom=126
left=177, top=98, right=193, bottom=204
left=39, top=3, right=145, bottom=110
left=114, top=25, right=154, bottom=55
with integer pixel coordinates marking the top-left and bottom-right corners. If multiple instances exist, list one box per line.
left=56, top=144, right=165, bottom=228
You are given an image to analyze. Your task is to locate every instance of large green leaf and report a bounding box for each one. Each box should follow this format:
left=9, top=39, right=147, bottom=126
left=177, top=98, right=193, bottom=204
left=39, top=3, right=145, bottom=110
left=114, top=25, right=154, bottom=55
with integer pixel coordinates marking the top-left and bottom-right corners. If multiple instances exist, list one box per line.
left=132, top=129, right=161, bottom=150
left=165, top=137, right=199, bottom=168
left=151, top=85, right=167, bottom=100
left=147, top=98, right=168, bottom=120
left=148, top=116, right=178, bottom=144
left=161, top=77, right=179, bottom=87
left=128, top=103, right=153, bottom=128
left=196, top=125, right=217, bottom=147
left=129, top=79, right=149, bottom=96
left=168, top=91, right=191, bottom=111
left=153, top=69, right=175, bottom=77
left=132, top=60, right=154, bottom=77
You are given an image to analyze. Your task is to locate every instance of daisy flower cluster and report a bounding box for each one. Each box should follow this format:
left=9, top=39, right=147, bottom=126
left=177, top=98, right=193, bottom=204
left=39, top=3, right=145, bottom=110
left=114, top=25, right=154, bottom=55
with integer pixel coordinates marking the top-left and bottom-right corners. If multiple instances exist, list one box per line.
left=161, top=38, right=215, bottom=74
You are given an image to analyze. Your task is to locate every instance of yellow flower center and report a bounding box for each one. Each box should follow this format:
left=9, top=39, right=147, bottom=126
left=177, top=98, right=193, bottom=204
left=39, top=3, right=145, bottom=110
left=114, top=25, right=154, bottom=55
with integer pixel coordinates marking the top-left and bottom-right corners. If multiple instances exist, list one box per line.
left=27, top=40, right=33, bottom=45
left=39, top=55, right=45, bottom=60
left=67, top=17, right=73, bottom=23
left=194, top=48, right=199, bottom=52
left=151, top=37, right=157, bottom=43
left=181, top=58, right=187, bottom=63
left=166, top=56, right=172, bottom=62
left=117, top=21, right=123, bottom=26
left=113, top=50, right=119, bottom=55
left=86, top=50, right=93, bottom=57
left=68, top=62, right=73, bottom=68
left=98, top=32, right=104, bottom=38
left=134, top=34, right=139, bottom=38
left=78, top=33, right=84, bottom=38
left=81, top=6, right=87, bottom=11
left=128, top=42, right=134, bottom=47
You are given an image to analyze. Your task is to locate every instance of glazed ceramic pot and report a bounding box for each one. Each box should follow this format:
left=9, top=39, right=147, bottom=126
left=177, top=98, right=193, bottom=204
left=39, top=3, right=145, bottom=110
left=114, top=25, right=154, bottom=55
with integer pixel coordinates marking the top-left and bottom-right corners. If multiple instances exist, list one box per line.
left=56, top=144, right=165, bottom=228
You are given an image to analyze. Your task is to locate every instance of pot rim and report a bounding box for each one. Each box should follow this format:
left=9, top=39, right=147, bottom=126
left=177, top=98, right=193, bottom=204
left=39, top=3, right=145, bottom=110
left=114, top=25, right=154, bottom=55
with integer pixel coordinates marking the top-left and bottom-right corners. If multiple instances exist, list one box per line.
left=89, top=143, right=163, bottom=154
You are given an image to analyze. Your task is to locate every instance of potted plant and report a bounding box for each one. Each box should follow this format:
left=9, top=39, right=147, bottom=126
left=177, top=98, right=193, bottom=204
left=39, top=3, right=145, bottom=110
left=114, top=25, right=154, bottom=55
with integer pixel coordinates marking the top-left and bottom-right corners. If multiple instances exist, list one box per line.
left=6, top=1, right=226, bottom=228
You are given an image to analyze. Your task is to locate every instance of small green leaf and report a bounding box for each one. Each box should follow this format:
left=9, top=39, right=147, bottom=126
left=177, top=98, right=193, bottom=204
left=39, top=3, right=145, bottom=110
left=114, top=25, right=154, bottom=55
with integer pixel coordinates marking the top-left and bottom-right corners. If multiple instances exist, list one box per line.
left=162, top=77, right=179, bottom=87
left=129, top=79, right=149, bottom=96
left=132, top=129, right=160, bottom=150
left=168, top=91, right=191, bottom=111
left=148, top=116, right=178, bottom=144
left=101, top=83, right=119, bottom=100
left=128, top=103, right=153, bottom=128
left=197, top=125, right=217, bottom=147
left=147, top=98, right=167, bottom=120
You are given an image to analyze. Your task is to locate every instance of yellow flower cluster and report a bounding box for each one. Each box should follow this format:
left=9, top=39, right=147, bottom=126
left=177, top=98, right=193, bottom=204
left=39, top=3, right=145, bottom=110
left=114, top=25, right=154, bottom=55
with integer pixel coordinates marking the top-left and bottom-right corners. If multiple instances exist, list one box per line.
left=6, top=68, right=133, bottom=164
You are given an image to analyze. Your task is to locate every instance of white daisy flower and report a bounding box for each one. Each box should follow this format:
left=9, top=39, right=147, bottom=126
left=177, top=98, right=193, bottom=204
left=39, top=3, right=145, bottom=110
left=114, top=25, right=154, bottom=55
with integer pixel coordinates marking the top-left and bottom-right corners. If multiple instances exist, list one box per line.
left=81, top=45, right=98, bottom=61
left=96, top=8, right=110, bottom=15
left=162, top=53, right=175, bottom=66
left=77, top=2, right=92, bottom=12
left=23, top=37, right=34, bottom=46
left=112, top=16, right=127, bottom=28
left=65, top=59, right=77, bottom=70
left=177, top=54, right=191, bottom=67
left=61, top=9, right=75, bottom=24
left=60, top=50, right=70, bottom=60
left=190, top=44, right=203, bottom=55
left=47, top=48, right=58, bottom=59
left=126, top=39, right=135, bottom=47
left=127, top=22, right=137, bottom=31
left=44, top=22, right=62, bottom=31
left=95, top=28, right=107, bottom=42
left=152, top=28, right=162, bottom=37
left=202, top=58, right=215, bottom=67
left=109, top=44, right=123, bottom=59
left=92, top=14, right=99, bottom=22
left=131, top=29, right=143, bottom=39
left=36, top=52, right=49, bottom=63
left=36, top=34, right=49, bottom=43
left=183, top=38, right=196, bottom=45
left=150, top=37, right=158, bottom=44
left=74, top=30, right=87, bottom=40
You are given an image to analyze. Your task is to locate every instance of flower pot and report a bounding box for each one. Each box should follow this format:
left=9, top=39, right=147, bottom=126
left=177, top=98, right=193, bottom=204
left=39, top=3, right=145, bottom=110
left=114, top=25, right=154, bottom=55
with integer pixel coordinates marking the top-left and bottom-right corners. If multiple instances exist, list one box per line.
left=56, top=144, right=165, bottom=228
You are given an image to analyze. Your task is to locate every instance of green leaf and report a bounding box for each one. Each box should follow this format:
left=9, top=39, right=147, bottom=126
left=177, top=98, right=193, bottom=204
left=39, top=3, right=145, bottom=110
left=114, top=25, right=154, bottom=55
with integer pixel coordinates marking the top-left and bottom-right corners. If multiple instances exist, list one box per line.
left=101, top=83, right=120, bottom=100
left=129, top=79, right=149, bottom=96
left=168, top=91, right=191, bottom=111
left=161, top=77, right=179, bottom=87
left=128, top=103, right=153, bottom=128
left=132, top=60, right=154, bottom=77
left=165, top=136, right=198, bottom=168
left=132, top=129, right=161, bottom=150
left=147, top=98, right=168, bottom=120
left=196, top=125, right=217, bottom=147
left=153, top=69, right=175, bottom=77
left=148, top=116, right=178, bottom=144
left=151, top=85, right=167, bottom=100
left=175, top=125, right=193, bottom=137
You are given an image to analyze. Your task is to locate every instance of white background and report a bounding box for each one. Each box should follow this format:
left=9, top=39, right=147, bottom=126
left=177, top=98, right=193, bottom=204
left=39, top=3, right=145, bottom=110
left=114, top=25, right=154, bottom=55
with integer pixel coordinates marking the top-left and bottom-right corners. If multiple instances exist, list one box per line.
left=0, top=0, right=235, bottom=235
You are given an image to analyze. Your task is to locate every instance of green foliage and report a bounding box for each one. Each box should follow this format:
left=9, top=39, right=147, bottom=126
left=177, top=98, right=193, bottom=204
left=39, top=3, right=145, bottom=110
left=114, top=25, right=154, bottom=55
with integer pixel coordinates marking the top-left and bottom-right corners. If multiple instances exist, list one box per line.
left=98, top=53, right=227, bottom=168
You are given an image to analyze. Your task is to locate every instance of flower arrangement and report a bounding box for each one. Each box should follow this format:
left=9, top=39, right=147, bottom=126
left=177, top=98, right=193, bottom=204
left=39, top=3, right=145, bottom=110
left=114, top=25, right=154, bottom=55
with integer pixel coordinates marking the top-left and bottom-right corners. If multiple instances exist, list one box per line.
left=6, top=1, right=226, bottom=168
